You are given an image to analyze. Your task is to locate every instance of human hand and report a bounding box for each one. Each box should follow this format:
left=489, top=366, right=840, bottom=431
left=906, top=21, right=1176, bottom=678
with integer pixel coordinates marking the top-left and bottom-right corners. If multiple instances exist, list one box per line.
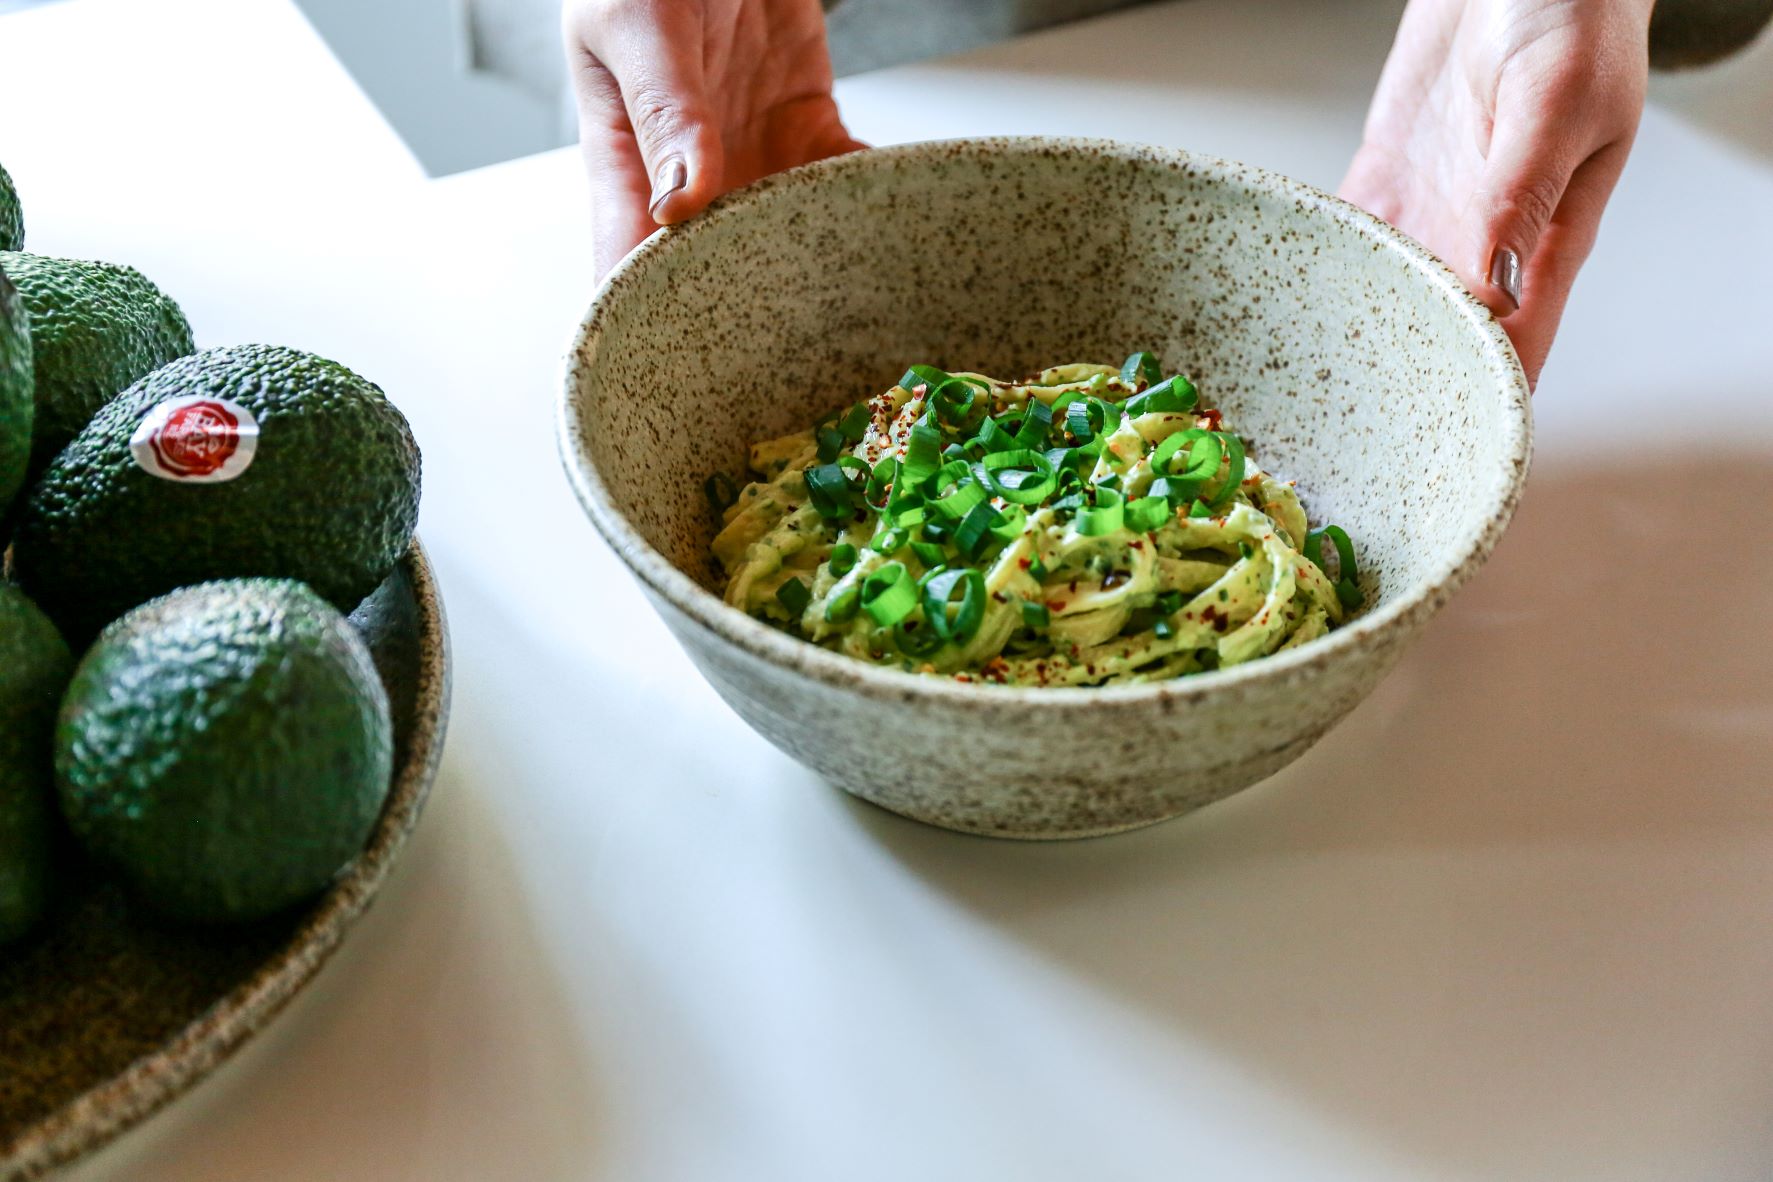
left=1340, top=0, right=1653, bottom=385
left=563, top=0, right=867, bottom=277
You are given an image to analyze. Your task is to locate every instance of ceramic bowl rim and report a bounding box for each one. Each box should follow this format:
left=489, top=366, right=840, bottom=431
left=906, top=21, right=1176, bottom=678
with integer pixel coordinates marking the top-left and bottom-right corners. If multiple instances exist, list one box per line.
left=558, top=135, right=1532, bottom=708
left=2, top=540, right=452, bottom=1179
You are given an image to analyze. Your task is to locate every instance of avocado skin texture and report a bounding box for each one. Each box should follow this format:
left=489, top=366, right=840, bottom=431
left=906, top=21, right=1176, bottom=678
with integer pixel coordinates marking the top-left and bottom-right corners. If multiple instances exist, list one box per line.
left=56, top=579, right=393, bottom=925
left=0, top=584, right=73, bottom=945
left=12, top=343, right=422, bottom=644
left=0, top=163, right=20, bottom=253
left=0, top=251, right=193, bottom=473
left=0, top=263, right=31, bottom=521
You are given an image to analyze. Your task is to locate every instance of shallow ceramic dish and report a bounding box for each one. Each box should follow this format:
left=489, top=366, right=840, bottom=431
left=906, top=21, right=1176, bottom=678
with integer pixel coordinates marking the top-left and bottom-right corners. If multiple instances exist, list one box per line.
left=559, top=137, right=1531, bottom=840
left=0, top=541, right=450, bottom=1180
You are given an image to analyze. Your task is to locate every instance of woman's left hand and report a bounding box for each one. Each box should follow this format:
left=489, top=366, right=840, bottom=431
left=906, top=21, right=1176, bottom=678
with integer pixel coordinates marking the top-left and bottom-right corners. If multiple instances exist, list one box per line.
left=1340, top=0, right=1654, bottom=386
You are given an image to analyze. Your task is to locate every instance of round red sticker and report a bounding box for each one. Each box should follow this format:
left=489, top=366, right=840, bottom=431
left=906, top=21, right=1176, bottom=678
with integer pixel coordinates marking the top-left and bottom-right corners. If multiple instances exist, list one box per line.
left=130, top=396, right=260, bottom=483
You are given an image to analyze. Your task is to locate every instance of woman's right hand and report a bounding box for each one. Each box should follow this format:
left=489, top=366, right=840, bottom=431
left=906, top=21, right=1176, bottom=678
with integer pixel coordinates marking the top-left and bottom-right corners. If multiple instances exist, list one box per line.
left=563, top=0, right=867, bottom=277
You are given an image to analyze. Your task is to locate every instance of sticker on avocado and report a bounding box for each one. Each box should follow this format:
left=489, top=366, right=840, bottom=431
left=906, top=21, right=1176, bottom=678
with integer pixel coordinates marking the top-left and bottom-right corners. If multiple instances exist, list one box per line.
left=130, top=396, right=259, bottom=483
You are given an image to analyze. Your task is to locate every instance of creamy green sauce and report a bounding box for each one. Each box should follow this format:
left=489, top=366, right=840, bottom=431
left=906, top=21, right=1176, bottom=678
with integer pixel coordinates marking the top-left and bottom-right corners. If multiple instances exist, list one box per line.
left=712, top=360, right=1356, bottom=687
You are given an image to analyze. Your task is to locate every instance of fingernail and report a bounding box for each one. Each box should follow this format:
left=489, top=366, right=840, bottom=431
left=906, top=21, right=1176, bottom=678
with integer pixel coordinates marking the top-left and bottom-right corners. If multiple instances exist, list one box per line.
left=1488, top=246, right=1522, bottom=312
left=649, top=158, right=687, bottom=220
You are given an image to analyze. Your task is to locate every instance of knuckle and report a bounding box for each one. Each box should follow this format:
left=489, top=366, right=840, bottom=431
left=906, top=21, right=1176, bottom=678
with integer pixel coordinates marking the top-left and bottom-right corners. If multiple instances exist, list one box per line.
left=1500, top=171, right=1564, bottom=236
left=627, top=84, right=707, bottom=145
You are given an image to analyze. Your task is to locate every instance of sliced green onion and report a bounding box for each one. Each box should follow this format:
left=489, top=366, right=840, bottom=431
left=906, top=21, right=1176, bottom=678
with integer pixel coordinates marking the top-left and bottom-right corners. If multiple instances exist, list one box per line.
left=703, top=472, right=739, bottom=514
left=816, top=426, right=845, bottom=463
left=1050, top=491, right=1085, bottom=514
left=1153, top=617, right=1175, bottom=640
left=861, top=562, right=916, bottom=626
left=827, top=543, right=858, bottom=577
left=1126, top=495, right=1171, bottom=533
left=893, top=618, right=945, bottom=657
left=953, top=502, right=999, bottom=561
left=921, top=518, right=951, bottom=543
left=1065, top=398, right=1097, bottom=443
left=1189, top=499, right=1214, bottom=518
left=1027, top=557, right=1048, bottom=581
left=930, top=376, right=979, bottom=427
left=1120, top=351, right=1163, bottom=388
left=1021, top=600, right=1050, bottom=630
left=804, top=463, right=856, bottom=520
left=1076, top=487, right=1125, bottom=536
left=911, top=540, right=946, bottom=566
left=1306, top=524, right=1365, bottom=609
left=775, top=577, right=811, bottom=615
left=978, top=449, right=1058, bottom=505
left=1013, top=399, right=1052, bottom=449
left=928, top=460, right=986, bottom=520
left=1125, top=374, right=1198, bottom=417
left=1151, top=429, right=1221, bottom=488
left=1156, top=590, right=1183, bottom=616
left=825, top=586, right=860, bottom=623
left=872, top=526, right=909, bottom=554
left=899, top=416, right=943, bottom=491
left=867, top=456, right=898, bottom=505
left=837, top=402, right=871, bottom=443
left=1205, top=432, right=1247, bottom=509
left=900, top=364, right=950, bottom=393
left=974, top=416, right=1018, bottom=454
left=921, top=567, right=987, bottom=643
left=894, top=505, right=926, bottom=529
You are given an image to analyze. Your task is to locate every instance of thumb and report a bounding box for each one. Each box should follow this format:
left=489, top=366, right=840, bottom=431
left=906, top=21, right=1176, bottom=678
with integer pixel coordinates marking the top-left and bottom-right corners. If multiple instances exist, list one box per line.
left=595, top=5, right=726, bottom=226
left=1463, top=109, right=1589, bottom=320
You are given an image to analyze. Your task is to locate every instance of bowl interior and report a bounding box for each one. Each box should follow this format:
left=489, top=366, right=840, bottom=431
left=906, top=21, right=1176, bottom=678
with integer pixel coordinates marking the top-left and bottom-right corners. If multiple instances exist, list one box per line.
left=570, top=139, right=1526, bottom=644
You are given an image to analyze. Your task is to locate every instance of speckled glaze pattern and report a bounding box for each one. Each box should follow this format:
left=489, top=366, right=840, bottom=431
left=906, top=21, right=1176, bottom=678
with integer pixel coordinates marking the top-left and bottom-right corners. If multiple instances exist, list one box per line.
left=0, top=540, right=450, bottom=1180
left=559, top=138, right=1532, bottom=840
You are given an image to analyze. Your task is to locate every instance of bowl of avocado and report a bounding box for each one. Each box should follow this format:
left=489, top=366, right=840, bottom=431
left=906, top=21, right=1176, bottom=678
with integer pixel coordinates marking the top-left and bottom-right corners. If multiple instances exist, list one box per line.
left=0, top=176, right=449, bottom=1176
left=558, top=136, right=1532, bottom=840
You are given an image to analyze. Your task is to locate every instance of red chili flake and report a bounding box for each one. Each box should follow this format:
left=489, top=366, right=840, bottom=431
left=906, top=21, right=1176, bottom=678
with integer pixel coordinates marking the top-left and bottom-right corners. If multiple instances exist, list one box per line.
left=1129, top=540, right=1144, bottom=551
left=1068, top=579, right=1079, bottom=593
left=991, top=591, right=1008, bottom=603
left=1017, top=557, right=1032, bottom=570
left=1047, top=600, right=1066, bottom=612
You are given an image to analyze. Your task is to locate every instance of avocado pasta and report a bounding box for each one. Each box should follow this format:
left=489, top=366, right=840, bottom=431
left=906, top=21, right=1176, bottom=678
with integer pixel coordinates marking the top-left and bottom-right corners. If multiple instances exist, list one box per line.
left=710, top=355, right=1362, bottom=687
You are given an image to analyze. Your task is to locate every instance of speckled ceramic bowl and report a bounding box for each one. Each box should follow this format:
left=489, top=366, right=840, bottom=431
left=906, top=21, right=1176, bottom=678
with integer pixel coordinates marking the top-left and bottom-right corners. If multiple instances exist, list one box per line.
left=559, top=137, right=1531, bottom=840
left=0, top=542, right=450, bottom=1179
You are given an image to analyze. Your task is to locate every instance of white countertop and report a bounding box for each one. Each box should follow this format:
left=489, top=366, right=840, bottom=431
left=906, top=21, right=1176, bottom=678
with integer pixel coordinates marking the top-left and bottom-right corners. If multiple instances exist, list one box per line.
left=5, top=0, right=1773, bottom=1177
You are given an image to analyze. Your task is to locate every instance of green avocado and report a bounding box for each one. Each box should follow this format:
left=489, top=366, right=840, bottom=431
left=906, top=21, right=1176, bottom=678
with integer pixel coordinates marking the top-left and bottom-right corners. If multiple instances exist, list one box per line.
left=11, top=343, right=421, bottom=643
left=0, top=251, right=193, bottom=473
left=56, top=579, right=393, bottom=925
left=0, top=262, right=31, bottom=521
left=0, top=163, right=20, bottom=253
left=0, top=584, right=73, bottom=946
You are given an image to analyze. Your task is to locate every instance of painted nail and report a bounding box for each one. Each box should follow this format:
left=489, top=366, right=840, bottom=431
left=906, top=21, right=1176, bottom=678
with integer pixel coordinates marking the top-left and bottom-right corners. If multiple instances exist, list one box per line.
left=649, top=158, right=687, bottom=220
left=1488, top=246, right=1522, bottom=312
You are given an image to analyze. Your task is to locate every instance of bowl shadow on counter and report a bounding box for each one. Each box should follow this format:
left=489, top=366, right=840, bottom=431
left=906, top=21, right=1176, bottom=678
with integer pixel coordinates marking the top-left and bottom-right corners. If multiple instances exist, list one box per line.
left=841, top=451, right=1773, bottom=1176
